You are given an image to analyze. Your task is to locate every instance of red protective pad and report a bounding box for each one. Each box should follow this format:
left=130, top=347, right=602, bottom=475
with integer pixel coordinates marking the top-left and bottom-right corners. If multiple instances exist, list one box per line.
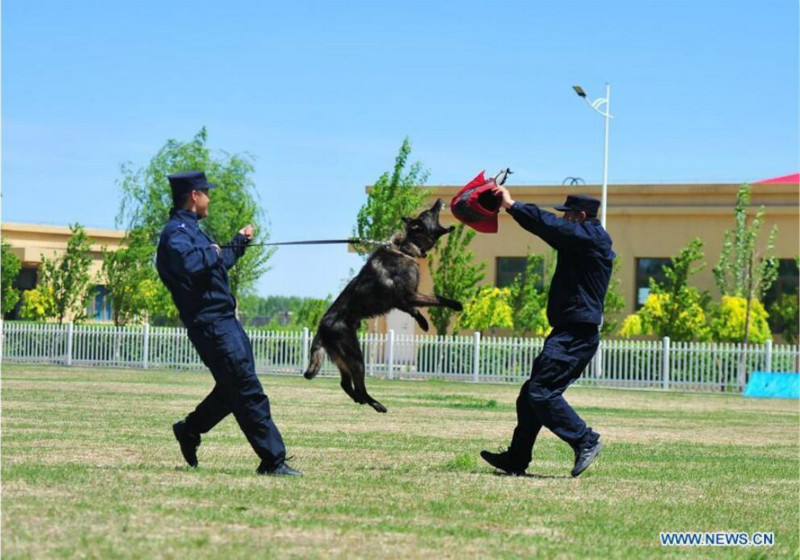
left=450, top=171, right=502, bottom=233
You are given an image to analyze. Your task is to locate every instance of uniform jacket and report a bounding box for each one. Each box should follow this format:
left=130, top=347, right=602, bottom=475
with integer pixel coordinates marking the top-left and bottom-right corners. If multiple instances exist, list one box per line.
left=507, top=202, right=615, bottom=327
left=156, top=208, right=248, bottom=326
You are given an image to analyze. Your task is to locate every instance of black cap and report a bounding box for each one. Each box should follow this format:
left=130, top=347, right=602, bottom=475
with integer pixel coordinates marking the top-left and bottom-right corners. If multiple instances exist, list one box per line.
left=554, top=194, right=600, bottom=217
left=167, top=171, right=218, bottom=197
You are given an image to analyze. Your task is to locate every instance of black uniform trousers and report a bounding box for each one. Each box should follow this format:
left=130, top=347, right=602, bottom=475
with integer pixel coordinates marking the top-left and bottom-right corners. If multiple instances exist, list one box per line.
left=184, top=316, right=286, bottom=468
left=509, top=322, right=600, bottom=467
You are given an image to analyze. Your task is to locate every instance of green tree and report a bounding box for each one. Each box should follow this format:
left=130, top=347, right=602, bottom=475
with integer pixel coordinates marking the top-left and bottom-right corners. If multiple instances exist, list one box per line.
left=2, top=242, right=22, bottom=315
left=767, top=255, right=799, bottom=343
left=770, top=295, right=798, bottom=344
left=619, top=238, right=711, bottom=342
left=100, top=228, right=161, bottom=326
left=712, top=183, right=778, bottom=343
left=19, top=287, right=56, bottom=322
left=292, top=297, right=332, bottom=330
left=22, top=224, right=93, bottom=324
left=115, top=127, right=274, bottom=297
left=428, top=224, right=486, bottom=335
left=508, top=253, right=549, bottom=337
left=353, top=137, right=429, bottom=256
left=457, top=287, right=514, bottom=335
left=710, top=296, right=771, bottom=344
left=602, top=256, right=626, bottom=336
left=148, top=283, right=180, bottom=326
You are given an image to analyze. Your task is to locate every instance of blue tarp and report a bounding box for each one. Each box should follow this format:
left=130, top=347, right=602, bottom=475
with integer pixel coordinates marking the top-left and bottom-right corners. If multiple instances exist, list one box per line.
left=744, top=372, right=799, bottom=399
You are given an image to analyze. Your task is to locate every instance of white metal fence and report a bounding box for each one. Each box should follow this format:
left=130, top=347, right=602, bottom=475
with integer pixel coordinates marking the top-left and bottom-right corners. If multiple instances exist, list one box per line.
left=2, top=321, right=798, bottom=393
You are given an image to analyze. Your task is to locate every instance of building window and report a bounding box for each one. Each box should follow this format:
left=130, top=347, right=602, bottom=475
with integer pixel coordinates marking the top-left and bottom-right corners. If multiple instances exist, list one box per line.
left=764, top=258, right=799, bottom=306
left=496, top=257, right=545, bottom=289
left=496, top=257, right=527, bottom=288
left=635, top=258, right=671, bottom=309
left=88, top=285, right=113, bottom=322
left=5, top=266, right=38, bottom=320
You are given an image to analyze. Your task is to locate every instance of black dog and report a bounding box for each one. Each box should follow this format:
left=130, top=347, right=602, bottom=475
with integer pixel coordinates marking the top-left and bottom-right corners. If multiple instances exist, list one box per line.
left=303, top=199, right=463, bottom=412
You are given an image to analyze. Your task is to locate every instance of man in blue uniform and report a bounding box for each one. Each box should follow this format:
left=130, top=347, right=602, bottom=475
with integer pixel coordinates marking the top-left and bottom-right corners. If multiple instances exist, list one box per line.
left=481, top=188, right=614, bottom=477
left=156, top=170, right=300, bottom=476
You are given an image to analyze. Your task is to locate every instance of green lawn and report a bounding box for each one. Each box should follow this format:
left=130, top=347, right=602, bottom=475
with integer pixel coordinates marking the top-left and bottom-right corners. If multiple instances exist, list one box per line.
left=2, top=364, right=798, bottom=559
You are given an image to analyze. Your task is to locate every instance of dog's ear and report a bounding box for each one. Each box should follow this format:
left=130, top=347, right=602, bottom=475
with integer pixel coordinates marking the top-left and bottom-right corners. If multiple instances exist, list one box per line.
left=401, top=217, right=411, bottom=226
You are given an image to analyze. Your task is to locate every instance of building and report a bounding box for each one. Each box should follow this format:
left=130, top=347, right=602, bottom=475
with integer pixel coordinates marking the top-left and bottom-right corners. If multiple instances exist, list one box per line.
left=377, top=176, right=799, bottom=337
left=1, top=222, right=126, bottom=321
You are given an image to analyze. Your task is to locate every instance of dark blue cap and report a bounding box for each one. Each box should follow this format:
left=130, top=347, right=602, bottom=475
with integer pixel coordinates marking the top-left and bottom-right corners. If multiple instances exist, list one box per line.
left=167, top=171, right=218, bottom=197
left=554, top=194, right=600, bottom=217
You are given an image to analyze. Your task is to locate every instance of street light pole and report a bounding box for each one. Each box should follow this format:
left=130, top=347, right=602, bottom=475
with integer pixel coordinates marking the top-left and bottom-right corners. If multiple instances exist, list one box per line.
left=600, top=83, right=610, bottom=229
left=573, top=83, right=613, bottom=228
left=572, top=83, right=614, bottom=380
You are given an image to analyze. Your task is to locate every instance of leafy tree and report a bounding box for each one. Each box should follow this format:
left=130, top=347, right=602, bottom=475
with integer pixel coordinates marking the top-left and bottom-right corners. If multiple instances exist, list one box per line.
left=457, top=287, right=514, bottom=335
left=710, top=296, right=771, bottom=344
left=353, top=137, right=429, bottom=256
left=100, top=228, right=161, bottom=326
left=238, top=294, right=308, bottom=326
left=618, top=313, right=645, bottom=338
left=712, top=184, right=778, bottom=343
left=618, top=238, right=711, bottom=341
left=2, top=242, right=22, bottom=315
left=770, top=295, right=798, bottom=344
left=508, top=253, right=549, bottom=337
left=767, top=255, right=799, bottom=343
left=428, top=224, right=486, bottom=335
left=115, top=127, right=274, bottom=297
left=148, top=283, right=181, bottom=326
left=713, top=184, right=779, bottom=300
left=19, top=287, right=56, bottom=322
left=602, top=256, right=626, bottom=336
left=292, top=297, right=332, bottom=330
left=22, top=224, right=93, bottom=324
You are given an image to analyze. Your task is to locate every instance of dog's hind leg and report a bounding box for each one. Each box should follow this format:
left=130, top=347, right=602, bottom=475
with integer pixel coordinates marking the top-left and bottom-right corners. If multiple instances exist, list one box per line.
left=342, top=332, right=387, bottom=413
left=328, top=350, right=359, bottom=404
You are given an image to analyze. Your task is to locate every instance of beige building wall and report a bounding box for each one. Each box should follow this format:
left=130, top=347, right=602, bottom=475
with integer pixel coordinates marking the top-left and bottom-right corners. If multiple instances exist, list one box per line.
left=396, top=182, right=798, bottom=335
left=1, top=222, right=126, bottom=320
left=2, top=222, right=126, bottom=277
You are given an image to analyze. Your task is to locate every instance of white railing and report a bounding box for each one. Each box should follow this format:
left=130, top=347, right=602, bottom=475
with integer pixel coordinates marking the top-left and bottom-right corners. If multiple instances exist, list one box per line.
left=2, top=322, right=798, bottom=393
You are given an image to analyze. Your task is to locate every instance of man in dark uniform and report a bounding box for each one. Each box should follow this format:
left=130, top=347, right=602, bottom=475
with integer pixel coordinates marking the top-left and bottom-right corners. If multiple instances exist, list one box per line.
left=156, top=170, right=301, bottom=476
left=481, top=187, right=614, bottom=477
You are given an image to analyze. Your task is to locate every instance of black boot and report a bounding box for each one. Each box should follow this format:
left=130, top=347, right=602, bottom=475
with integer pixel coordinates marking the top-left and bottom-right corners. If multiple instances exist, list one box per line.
left=257, top=460, right=303, bottom=476
left=571, top=439, right=603, bottom=477
left=173, top=420, right=200, bottom=468
left=480, top=448, right=526, bottom=476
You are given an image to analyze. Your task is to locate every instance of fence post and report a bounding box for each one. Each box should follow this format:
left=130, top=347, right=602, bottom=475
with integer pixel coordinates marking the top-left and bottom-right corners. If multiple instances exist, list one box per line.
left=387, top=329, right=395, bottom=380
left=142, top=323, right=150, bottom=369
left=472, top=331, right=481, bottom=383
left=594, top=342, right=604, bottom=378
left=301, top=327, right=309, bottom=374
left=764, top=339, right=772, bottom=373
left=661, top=336, right=670, bottom=390
left=65, top=322, right=74, bottom=366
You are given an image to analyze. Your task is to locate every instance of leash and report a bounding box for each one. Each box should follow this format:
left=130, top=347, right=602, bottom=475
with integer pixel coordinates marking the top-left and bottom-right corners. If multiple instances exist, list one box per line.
left=219, top=237, right=385, bottom=248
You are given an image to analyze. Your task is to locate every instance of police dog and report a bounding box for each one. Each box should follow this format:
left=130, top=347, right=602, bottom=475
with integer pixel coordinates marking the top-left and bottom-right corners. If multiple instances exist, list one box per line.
left=303, top=199, right=462, bottom=412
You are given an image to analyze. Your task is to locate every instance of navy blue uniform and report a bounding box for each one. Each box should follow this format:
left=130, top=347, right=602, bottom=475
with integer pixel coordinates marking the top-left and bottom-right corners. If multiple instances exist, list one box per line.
left=505, top=202, right=615, bottom=465
left=156, top=208, right=286, bottom=468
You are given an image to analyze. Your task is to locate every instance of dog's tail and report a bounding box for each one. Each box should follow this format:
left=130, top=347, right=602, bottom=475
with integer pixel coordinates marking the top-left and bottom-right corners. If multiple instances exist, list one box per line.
left=303, top=333, right=325, bottom=380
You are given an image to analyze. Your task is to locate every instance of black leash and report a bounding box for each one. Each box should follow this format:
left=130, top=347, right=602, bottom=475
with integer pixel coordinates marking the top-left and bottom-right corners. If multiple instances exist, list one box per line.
left=219, top=237, right=384, bottom=248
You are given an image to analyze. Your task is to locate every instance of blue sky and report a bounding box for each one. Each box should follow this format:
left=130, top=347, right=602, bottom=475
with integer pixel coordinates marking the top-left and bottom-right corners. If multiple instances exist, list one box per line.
left=3, top=0, right=798, bottom=298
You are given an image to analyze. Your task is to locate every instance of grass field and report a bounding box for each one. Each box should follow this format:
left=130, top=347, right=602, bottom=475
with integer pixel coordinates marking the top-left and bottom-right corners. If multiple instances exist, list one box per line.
left=2, top=364, right=798, bottom=559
